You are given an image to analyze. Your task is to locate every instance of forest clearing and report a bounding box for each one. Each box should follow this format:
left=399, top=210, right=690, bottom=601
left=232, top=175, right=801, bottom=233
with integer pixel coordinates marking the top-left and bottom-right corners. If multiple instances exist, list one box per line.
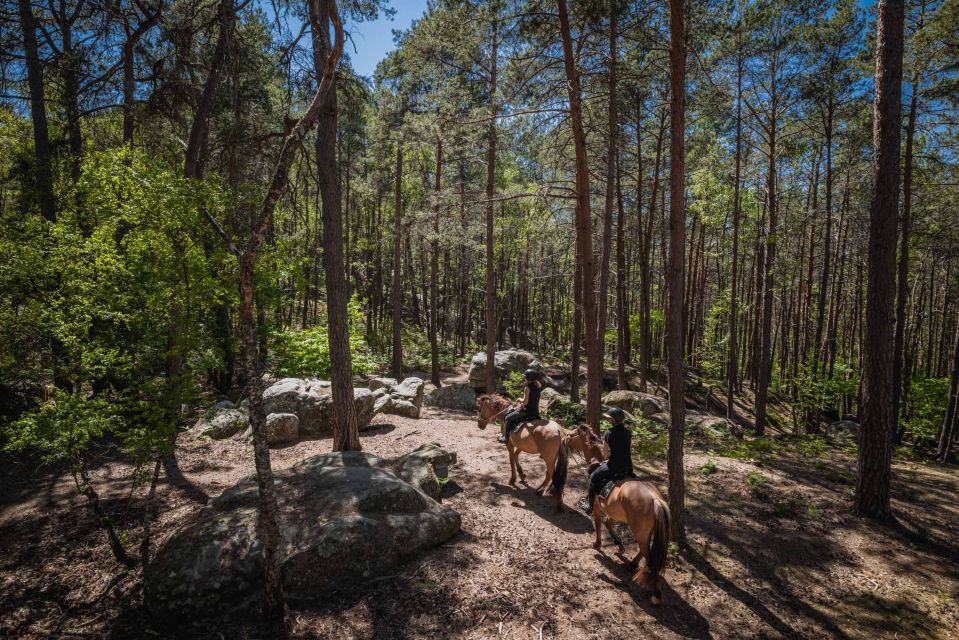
left=1, top=0, right=958, bottom=637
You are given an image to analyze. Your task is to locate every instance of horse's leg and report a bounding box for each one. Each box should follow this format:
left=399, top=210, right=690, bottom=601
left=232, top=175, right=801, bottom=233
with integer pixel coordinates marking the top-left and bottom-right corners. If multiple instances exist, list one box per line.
left=506, top=439, right=518, bottom=487
left=592, top=503, right=603, bottom=550
left=538, top=449, right=555, bottom=496
left=627, top=549, right=643, bottom=572
left=605, top=519, right=625, bottom=554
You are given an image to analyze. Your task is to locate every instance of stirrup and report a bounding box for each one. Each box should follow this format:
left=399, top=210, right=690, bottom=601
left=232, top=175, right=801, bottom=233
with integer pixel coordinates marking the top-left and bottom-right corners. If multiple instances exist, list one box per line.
left=578, top=497, right=593, bottom=515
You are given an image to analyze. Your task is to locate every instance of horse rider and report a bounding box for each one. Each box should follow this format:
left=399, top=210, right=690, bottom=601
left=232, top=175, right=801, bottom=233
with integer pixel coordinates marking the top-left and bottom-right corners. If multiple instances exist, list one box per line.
left=581, top=407, right=633, bottom=515
left=498, top=369, right=543, bottom=444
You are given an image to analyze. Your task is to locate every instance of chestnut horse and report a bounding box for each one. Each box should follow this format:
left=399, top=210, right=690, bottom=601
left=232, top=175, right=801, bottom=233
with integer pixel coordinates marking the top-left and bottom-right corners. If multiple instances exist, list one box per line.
left=476, top=393, right=569, bottom=511
left=564, top=425, right=671, bottom=604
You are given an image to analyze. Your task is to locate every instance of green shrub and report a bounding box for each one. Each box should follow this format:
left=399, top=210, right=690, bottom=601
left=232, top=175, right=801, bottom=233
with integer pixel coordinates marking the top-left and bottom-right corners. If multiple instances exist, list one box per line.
left=546, top=396, right=585, bottom=427
left=700, top=459, right=718, bottom=475
left=746, top=471, right=767, bottom=487
left=503, top=370, right=525, bottom=398
left=271, top=295, right=380, bottom=378
left=630, top=418, right=667, bottom=461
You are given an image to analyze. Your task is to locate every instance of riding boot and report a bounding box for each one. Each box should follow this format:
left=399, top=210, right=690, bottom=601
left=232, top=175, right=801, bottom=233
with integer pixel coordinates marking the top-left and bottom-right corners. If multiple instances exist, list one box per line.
left=497, top=425, right=509, bottom=444
left=580, top=489, right=595, bottom=515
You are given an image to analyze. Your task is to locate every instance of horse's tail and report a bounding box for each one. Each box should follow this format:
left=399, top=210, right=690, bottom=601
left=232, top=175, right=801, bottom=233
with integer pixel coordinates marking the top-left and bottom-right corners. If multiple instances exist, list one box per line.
left=647, top=497, right=671, bottom=580
left=551, top=437, right=569, bottom=498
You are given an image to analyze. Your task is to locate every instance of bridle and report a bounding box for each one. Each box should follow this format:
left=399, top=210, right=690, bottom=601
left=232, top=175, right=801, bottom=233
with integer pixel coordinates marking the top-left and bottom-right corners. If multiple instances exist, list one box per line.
left=478, top=396, right=513, bottom=425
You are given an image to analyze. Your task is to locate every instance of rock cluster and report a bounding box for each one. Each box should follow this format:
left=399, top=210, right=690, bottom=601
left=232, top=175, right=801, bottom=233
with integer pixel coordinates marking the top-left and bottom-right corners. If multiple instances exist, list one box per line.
left=467, top=349, right=541, bottom=390
left=368, top=376, right=425, bottom=418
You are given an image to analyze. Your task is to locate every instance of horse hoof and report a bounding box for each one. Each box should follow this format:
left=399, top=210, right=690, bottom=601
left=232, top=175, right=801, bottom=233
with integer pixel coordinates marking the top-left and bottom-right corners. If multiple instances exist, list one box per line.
left=592, top=541, right=601, bottom=550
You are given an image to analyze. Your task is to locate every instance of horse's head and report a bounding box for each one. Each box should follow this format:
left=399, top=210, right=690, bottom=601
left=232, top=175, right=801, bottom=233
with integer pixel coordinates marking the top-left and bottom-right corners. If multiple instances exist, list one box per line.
left=476, top=394, right=496, bottom=429
left=566, top=424, right=604, bottom=462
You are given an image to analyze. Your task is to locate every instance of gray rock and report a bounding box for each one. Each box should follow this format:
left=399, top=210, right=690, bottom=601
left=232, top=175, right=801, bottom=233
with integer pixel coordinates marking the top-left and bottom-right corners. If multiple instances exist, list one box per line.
left=373, top=393, right=391, bottom=414
left=686, top=414, right=742, bottom=440
left=602, top=390, right=667, bottom=418
left=827, top=420, right=859, bottom=439
left=393, top=377, right=425, bottom=409
left=266, top=413, right=299, bottom=445
left=425, top=383, right=477, bottom=411
left=467, top=349, right=542, bottom=390
left=263, top=378, right=375, bottom=435
left=368, top=377, right=398, bottom=392
left=211, top=399, right=235, bottom=412
left=379, top=397, right=421, bottom=419
left=191, top=408, right=248, bottom=440
left=144, top=444, right=461, bottom=619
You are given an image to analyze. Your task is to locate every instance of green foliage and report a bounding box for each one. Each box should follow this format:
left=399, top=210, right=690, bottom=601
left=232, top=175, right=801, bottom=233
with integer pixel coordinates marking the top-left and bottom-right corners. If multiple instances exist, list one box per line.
left=271, top=296, right=380, bottom=378
left=546, top=396, right=585, bottom=427
left=791, top=361, right=859, bottom=423
left=794, top=435, right=829, bottom=458
left=629, top=419, right=668, bottom=461
left=903, top=377, right=949, bottom=440
left=5, top=391, right=119, bottom=463
left=700, top=459, right=718, bottom=475
left=746, top=471, right=767, bottom=487
left=503, top=370, right=525, bottom=399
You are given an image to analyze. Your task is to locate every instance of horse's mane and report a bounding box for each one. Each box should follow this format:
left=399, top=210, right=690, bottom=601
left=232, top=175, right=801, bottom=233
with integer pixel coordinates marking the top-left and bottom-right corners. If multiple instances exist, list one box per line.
left=478, top=393, right=511, bottom=410
left=579, top=424, right=602, bottom=444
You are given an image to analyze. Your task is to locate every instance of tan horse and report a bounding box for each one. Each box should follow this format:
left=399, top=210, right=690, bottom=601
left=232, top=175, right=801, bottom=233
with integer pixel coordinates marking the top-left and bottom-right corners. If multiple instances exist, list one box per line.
left=564, top=425, right=671, bottom=604
left=476, top=393, right=569, bottom=511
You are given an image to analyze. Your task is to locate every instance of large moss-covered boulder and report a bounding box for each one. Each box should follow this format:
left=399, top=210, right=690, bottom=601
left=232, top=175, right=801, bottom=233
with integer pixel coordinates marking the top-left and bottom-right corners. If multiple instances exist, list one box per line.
left=467, top=349, right=541, bottom=391
left=144, top=444, right=460, bottom=620
left=190, top=405, right=248, bottom=440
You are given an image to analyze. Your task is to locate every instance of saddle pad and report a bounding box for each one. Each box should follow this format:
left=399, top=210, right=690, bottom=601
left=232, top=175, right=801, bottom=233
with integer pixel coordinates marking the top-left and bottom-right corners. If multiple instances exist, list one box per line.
left=600, top=474, right=638, bottom=499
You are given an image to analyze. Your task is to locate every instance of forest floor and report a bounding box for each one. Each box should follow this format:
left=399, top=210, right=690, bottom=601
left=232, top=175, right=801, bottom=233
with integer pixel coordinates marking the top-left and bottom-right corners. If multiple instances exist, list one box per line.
left=1, top=380, right=958, bottom=639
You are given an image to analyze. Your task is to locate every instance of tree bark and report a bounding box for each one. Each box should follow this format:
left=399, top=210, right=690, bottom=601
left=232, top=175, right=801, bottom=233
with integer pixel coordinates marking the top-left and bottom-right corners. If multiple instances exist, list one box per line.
left=484, top=15, right=499, bottom=392
left=727, top=52, right=743, bottom=418
left=856, top=0, right=904, bottom=521
left=312, top=0, right=359, bottom=452
left=391, top=140, right=404, bottom=378
left=666, top=0, right=687, bottom=542
left=598, top=5, right=617, bottom=348
left=557, top=0, right=601, bottom=430
left=18, top=0, right=57, bottom=222
left=430, top=137, right=443, bottom=387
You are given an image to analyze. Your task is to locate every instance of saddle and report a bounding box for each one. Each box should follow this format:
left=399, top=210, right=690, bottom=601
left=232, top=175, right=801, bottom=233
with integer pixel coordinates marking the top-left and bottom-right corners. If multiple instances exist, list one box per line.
left=599, top=473, right=637, bottom=500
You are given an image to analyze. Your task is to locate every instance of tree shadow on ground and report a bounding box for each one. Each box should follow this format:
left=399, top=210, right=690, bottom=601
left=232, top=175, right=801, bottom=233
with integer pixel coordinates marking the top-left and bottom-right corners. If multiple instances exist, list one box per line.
left=489, top=481, right=593, bottom=533
left=161, top=451, right=209, bottom=504
left=596, top=553, right=712, bottom=639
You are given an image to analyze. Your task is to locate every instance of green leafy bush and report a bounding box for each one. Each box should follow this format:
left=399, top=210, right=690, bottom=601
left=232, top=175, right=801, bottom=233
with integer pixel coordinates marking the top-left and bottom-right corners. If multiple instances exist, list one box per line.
left=700, top=459, right=718, bottom=475
left=503, top=370, right=525, bottom=398
left=271, top=296, right=380, bottom=378
left=746, top=471, right=767, bottom=487
left=903, top=377, right=949, bottom=441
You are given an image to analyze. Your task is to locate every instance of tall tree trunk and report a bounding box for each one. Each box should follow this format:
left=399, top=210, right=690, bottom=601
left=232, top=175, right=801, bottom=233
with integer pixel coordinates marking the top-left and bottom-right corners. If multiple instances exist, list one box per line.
left=598, top=5, right=617, bottom=347
left=892, top=73, right=919, bottom=441
left=640, top=109, right=666, bottom=392
left=815, top=99, right=835, bottom=372
left=391, top=140, right=404, bottom=378
left=557, top=0, right=601, bottom=430
left=184, top=0, right=235, bottom=180
left=571, top=242, right=583, bottom=402
left=312, top=0, right=359, bottom=452
left=484, top=16, right=499, bottom=392
left=616, top=147, right=628, bottom=389
left=666, top=0, right=687, bottom=542
left=430, top=137, right=443, bottom=387
left=856, top=0, right=904, bottom=521
left=18, top=0, right=56, bottom=222
left=754, top=58, right=779, bottom=435
left=727, top=53, right=743, bottom=418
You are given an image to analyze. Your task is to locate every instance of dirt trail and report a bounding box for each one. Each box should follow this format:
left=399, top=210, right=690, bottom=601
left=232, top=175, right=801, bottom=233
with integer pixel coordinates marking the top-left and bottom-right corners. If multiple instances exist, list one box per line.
left=1, top=401, right=958, bottom=639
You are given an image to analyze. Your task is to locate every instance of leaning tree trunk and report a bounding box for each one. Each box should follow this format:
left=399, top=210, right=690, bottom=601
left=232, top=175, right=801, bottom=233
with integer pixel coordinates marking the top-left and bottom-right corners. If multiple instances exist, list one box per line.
left=666, top=0, right=687, bottom=543
left=312, top=0, right=359, bottom=451
left=17, top=0, right=56, bottom=223
left=557, top=0, right=602, bottom=431
left=856, top=0, right=904, bottom=521
left=937, top=308, right=959, bottom=462
left=201, top=0, right=344, bottom=626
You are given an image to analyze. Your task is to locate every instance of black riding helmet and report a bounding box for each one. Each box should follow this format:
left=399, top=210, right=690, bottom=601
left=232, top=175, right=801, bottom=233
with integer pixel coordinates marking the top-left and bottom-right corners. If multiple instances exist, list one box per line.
left=523, top=369, right=539, bottom=381
left=604, top=407, right=627, bottom=424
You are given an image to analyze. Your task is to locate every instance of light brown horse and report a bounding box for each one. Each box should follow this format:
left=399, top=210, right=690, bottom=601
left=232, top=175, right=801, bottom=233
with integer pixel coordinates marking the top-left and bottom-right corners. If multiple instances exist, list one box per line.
left=476, top=393, right=569, bottom=511
left=564, top=425, right=671, bottom=604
